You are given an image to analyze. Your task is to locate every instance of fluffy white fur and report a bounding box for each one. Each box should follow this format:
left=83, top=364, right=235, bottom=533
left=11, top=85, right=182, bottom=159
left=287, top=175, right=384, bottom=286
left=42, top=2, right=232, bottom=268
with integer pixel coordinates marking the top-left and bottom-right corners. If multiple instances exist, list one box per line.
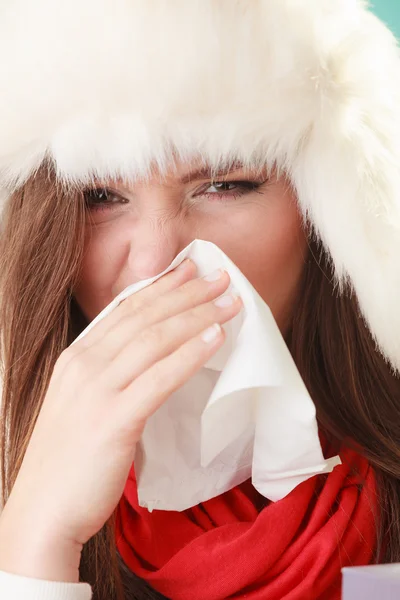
left=0, top=0, right=400, bottom=369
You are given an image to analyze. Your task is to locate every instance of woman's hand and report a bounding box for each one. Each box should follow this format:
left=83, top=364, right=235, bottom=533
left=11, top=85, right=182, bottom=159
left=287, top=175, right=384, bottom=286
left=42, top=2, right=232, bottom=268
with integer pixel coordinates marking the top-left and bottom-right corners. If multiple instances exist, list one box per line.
left=0, top=259, right=242, bottom=582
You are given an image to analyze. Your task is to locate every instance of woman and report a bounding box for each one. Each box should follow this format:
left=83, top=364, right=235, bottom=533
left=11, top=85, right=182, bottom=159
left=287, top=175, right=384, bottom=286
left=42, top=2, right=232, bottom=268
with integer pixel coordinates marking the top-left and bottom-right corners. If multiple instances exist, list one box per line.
left=0, top=1, right=399, bottom=599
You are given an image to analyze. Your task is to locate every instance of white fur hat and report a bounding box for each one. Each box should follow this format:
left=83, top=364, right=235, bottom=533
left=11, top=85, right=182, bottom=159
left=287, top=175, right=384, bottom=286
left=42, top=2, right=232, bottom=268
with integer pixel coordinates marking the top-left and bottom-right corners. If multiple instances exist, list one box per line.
left=1, top=0, right=400, bottom=369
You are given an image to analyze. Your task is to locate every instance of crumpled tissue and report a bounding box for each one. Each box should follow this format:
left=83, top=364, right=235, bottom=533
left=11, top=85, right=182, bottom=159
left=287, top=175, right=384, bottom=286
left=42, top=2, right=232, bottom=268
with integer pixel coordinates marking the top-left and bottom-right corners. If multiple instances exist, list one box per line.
left=75, top=239, right=341, bottom=511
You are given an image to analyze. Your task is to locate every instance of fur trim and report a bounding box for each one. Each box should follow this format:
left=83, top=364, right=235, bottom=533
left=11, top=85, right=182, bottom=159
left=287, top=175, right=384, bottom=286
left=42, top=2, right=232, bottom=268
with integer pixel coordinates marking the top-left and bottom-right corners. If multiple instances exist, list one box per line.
left=1, top=0, right=400, bottom=368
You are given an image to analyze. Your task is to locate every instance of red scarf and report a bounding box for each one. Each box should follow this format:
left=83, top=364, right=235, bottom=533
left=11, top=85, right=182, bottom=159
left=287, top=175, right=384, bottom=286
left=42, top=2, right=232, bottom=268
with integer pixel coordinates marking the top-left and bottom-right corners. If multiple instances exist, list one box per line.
left=116, top=446, right=376, bottom=599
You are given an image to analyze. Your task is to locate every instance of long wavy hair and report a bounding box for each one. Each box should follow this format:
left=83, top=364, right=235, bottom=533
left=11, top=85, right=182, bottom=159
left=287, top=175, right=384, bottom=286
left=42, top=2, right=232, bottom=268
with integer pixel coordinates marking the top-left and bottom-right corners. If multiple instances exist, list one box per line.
left=1, top=164, right=400, bottom=600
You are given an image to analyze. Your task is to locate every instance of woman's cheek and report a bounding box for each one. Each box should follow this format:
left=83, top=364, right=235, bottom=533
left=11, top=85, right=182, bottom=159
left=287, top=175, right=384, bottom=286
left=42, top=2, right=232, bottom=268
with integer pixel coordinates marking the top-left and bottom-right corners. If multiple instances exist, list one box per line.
left=74, top=228, right=130, bottom=320
left=220, top=203, right=307, bottom=331
left=256, top=224, right=306, bottom=330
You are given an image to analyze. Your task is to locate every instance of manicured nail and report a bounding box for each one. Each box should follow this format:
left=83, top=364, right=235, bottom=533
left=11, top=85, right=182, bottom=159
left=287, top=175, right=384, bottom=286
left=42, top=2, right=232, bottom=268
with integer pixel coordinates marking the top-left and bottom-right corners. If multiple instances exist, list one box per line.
left=214, top=294, right=237, bottom=307
left=203, top=269, right=223, bottom=282
left=201, top=323, right=222, bottom=343
left=176, top=259, right=191, bottom=271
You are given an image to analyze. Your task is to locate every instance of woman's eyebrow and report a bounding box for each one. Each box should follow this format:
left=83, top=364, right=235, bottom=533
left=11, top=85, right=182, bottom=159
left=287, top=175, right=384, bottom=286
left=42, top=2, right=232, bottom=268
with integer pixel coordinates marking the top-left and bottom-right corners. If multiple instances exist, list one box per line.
left=179, top=162, right=245, bottom=184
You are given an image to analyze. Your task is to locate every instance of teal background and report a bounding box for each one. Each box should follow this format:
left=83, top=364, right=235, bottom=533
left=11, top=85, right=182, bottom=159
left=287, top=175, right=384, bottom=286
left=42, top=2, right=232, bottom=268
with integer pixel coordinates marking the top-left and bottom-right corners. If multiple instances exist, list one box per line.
left=370, top=0, right=400, bottom=38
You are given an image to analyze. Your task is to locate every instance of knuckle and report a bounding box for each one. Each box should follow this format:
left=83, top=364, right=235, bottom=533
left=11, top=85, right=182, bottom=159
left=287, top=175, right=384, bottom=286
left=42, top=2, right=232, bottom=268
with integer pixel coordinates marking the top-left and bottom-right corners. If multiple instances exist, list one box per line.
left=54, top=346, right=77, bottom=371
left=138, top=325, right=164, bottom=348
left=67, top=356, right=92, bottom=382
left=55, top=347, right=92, bottom=382
left=177, top=278, right=202, bottom=300
left=120, top=293, right=145, bottom=316
left=148, top=361, right=168, bottom=393
left=177, top=342, right=198, bottom=366
left=191, top=302, right=217, bottom=325
left=171, top=308, right=208, bottom=337
left=189, top=311, right=210, bottom=332
left=116, top=314, right=135, bottom=333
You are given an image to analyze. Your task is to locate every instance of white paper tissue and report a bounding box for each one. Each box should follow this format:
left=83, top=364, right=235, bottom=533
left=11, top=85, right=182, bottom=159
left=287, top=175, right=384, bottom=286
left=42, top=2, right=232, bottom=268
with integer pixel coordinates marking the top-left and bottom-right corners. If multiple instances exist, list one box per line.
left=75, top=240, right=341, bottom=512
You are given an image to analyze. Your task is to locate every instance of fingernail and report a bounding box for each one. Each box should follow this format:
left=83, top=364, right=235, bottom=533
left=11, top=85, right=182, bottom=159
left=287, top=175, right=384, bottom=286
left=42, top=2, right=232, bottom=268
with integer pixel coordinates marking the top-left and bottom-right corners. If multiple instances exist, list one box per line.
left=201, top=323, right=222, bottom=343
left=214, top=294, right=237, bottom=307
left=203, top=269, right=223, bottom=282
left=176, top=259, right=191, bottom=271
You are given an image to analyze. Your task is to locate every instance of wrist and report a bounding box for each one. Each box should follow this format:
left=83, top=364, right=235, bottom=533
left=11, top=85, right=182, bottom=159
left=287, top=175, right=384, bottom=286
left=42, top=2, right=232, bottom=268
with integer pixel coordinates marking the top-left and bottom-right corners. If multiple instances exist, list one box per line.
left=0, top=505, right=83, bottom=583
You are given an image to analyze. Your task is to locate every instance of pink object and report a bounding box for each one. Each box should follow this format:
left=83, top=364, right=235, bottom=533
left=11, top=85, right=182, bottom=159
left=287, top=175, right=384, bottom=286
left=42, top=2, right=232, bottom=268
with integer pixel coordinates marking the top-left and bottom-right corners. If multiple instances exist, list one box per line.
left=343, top=564, right=400, bottom=599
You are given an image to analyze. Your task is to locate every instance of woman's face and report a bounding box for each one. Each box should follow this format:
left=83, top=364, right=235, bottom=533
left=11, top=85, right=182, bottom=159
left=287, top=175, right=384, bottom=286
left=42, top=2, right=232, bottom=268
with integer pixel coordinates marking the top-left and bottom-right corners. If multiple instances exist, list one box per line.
left=74, top=160, right=307, bottom=334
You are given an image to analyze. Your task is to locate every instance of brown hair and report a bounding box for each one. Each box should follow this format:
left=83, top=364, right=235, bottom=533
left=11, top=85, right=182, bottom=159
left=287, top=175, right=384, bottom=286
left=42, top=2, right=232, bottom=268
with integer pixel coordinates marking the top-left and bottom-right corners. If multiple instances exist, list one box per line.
left=1, top=165, right=400, bottom=599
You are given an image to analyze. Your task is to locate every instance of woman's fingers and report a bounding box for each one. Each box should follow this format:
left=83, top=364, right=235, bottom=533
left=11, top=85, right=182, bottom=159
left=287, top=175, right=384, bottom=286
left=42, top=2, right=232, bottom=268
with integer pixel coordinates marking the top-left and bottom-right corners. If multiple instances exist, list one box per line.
left=88, top=269, right=232, bottom=361
left=78, top=259, right=197, bottom=348
left=118, top=321, right=226, bottom=429
left=123, top=259, right=196, bottom=307
left=100, top=293, right=242, bottom=390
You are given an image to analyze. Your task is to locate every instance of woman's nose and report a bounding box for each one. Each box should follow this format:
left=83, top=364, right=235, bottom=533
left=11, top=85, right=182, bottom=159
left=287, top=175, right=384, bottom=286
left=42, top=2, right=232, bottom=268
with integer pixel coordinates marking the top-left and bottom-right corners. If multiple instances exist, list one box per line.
left=127, top=216, right=190, bottom=280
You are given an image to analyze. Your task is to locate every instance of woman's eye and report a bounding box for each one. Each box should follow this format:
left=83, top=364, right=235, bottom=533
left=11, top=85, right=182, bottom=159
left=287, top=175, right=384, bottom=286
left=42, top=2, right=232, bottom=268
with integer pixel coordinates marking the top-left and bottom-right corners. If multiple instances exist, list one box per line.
left=84, top=188, right=128, bottom=211
left=200, top=180, right=263, bottom=199
left=206, top=182, right=240, bottom=193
